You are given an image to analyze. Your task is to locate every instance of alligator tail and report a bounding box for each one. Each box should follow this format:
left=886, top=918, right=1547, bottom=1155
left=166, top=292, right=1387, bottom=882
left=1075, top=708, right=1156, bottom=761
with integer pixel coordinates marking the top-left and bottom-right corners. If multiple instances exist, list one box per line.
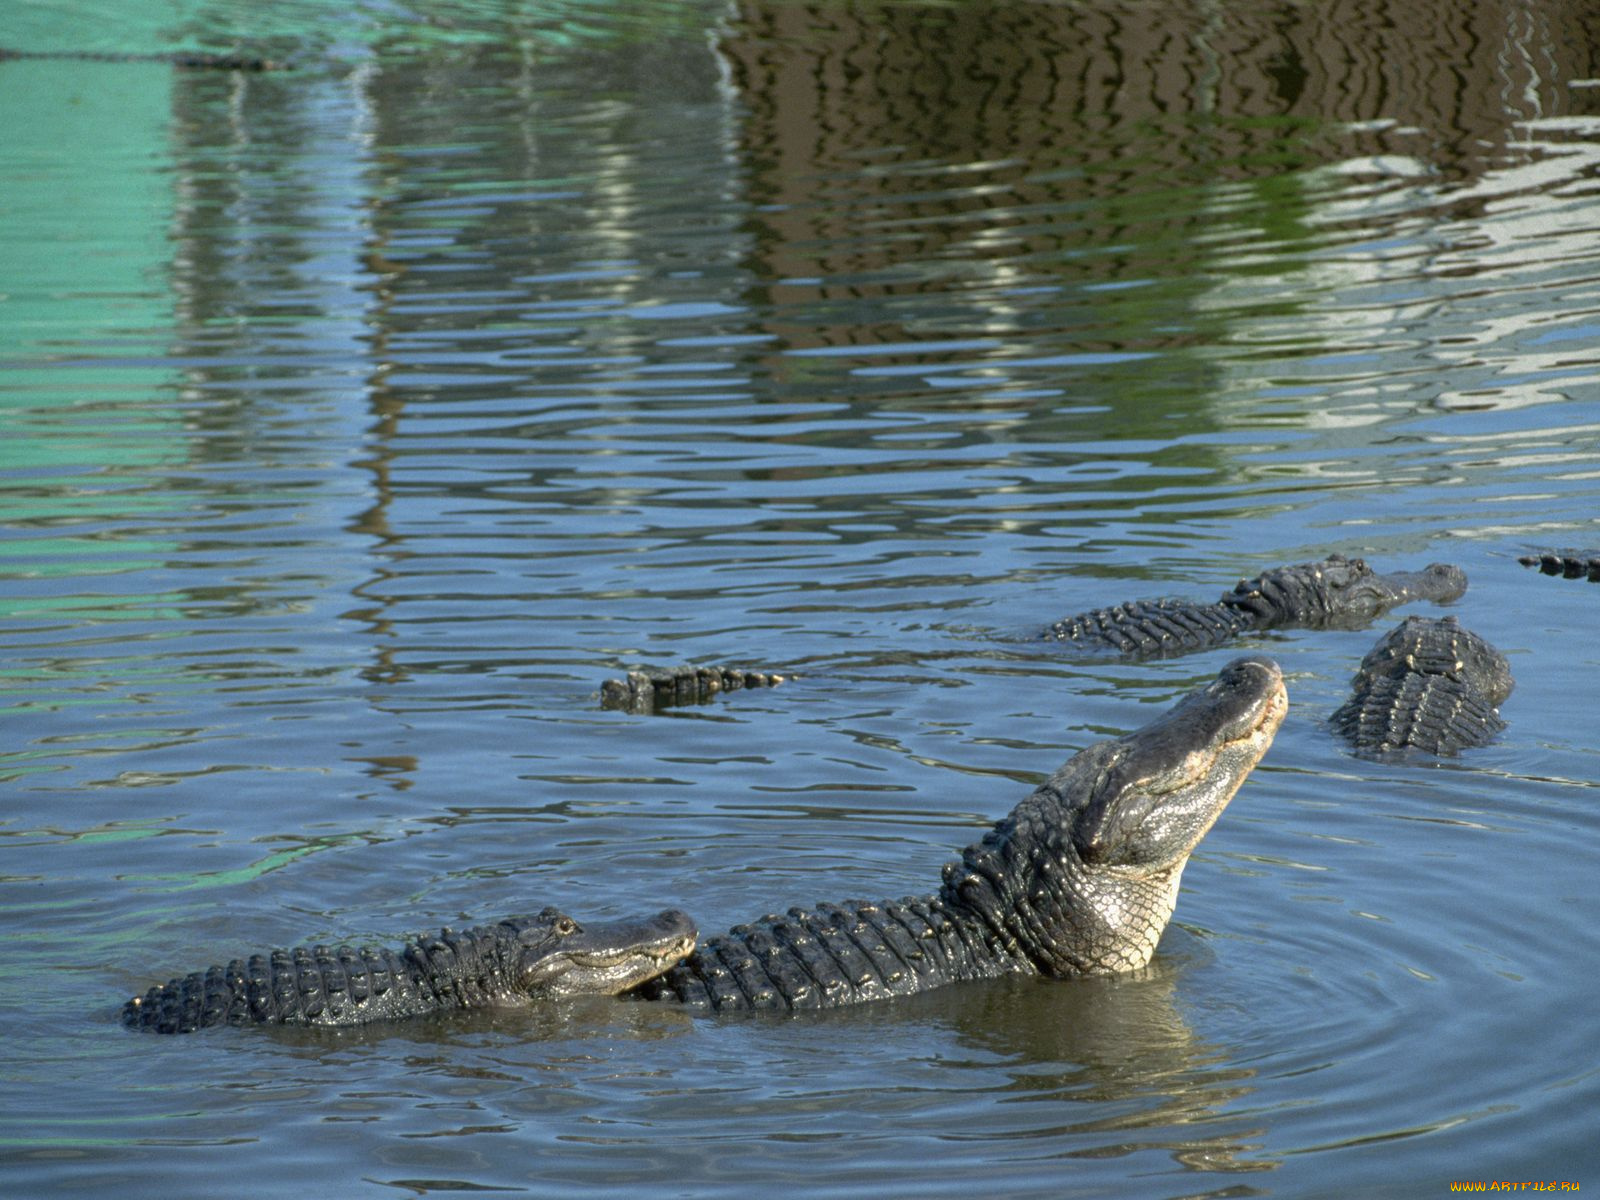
left=1331, top=616, right=1512, bottom=756
left=123, top=925, right=513, bottom=1034
left=600, top=665, right=786, bottom=712
left=1519, top=551, right=1600, bottom=582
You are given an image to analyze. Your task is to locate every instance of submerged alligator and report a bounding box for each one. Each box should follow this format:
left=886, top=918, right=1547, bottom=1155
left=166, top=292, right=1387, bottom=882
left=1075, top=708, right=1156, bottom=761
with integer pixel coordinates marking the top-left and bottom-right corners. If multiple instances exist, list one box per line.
left=1331, top=616, right=1513, bottom=756
left=1043, top=554, right=1465, bottom=658
left=124, top=907, right=695, bottom=1034
left=601, top=553, right=1465, bottom=713
left=601, top=554, right=1461, bottom=717
left=599, top=553, right=1489, bottom=759
left=623, top=657, right=1286, bottom=1011
left=0, top=47, right=285, bottom=70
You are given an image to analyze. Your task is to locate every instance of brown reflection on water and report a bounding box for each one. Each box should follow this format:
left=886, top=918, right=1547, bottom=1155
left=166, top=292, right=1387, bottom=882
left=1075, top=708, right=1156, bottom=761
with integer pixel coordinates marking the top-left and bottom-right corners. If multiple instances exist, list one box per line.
left=725, top=0, right=1597, bottom=176
left=721, top=0, right=1600, bottom=350
left=788, top=956, right=1272, bottom=1175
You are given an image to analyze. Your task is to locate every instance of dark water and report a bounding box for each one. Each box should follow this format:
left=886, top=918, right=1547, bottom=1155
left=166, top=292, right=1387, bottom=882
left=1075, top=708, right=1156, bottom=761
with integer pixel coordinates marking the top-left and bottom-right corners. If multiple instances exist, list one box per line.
left=3, top=1, right=1599, bottom=1195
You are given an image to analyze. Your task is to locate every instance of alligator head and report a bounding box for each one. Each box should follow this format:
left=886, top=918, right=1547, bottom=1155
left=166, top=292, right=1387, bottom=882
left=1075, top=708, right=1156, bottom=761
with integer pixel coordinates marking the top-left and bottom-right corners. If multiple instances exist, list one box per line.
left=1220, top=553, right=1466, bottom=629
left=943, top=656, right=1287, bottom=975
left=511, top=908, right=697, bottom=996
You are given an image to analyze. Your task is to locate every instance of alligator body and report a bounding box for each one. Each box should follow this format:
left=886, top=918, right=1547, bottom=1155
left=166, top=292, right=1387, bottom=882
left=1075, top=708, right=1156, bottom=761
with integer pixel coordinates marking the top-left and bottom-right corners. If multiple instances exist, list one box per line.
left=598, top=557, right=1464, bottom=710
left=1045, top=555, right=1466, bottom=659
left=601, top=665, right=786, bottom=714
left=0, top=47, right=285, bottom=70
left=124, top=907, right=695, bottom=1034
left=1519, top=551, right=1600, bottom=582
left=1330, top=616, right=1512, bottom=756
left=627, top=657, right=1286, bottom=1012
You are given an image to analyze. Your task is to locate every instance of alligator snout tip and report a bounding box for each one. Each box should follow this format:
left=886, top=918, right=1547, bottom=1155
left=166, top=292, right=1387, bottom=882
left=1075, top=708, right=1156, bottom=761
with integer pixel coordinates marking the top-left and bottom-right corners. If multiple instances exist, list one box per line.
left=1217, top=655, right=1287, bottom=704
left=658, top=908, right=696, bottom=935
left=1213, top=656, right=1289, bottom=738
left=651, top=909, right=698, bottom=961
left=1420, top=561, right=1468, bottom=599
left=1227, top=653, right=1282, bottom=678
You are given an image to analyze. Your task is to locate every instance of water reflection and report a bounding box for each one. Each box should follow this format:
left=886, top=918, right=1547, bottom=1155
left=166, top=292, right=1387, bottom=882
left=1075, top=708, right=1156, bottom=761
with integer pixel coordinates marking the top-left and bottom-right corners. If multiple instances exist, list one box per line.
left=276, top=964, right=1276, bottom=1181
left=908, top=963, right=1272, bottom=1174
left=722, top=1, right=1596, bottom=277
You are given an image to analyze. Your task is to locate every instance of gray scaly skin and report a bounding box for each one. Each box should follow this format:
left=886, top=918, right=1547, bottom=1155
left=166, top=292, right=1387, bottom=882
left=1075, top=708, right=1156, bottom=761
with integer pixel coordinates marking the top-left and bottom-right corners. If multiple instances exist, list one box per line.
left=601, top=665, right=787, bottom=713
left=1331, top=616, right=1513, bottom=756
left=123, top=907, right=695, bottom=1034
left=1045, top=554, right=1466, bottom=658
left=628, top=657, right=1287, bottom=1012
left=1519, top=551, right=1600, bottom=582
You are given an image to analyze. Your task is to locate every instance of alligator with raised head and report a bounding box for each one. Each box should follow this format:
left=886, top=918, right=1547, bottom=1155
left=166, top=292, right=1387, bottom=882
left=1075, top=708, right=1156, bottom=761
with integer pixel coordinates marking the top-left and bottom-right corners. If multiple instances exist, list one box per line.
left=623, top=657, right=1286, bottom=1012
left=1331, top=616, right=1513, bottom=756
left=1043, top=554, right=1465, bottom=659
left=1519, top=551, right=1600, bottom=583
left=123, top=907, right=695, bottom=1034
left=0, top=47, right=286, bottom=70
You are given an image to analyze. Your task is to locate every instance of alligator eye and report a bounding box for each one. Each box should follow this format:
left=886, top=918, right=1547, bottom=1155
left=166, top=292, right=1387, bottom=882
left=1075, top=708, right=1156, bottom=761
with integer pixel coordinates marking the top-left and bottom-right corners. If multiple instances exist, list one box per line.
left=554, top=917, right=578, bottom=937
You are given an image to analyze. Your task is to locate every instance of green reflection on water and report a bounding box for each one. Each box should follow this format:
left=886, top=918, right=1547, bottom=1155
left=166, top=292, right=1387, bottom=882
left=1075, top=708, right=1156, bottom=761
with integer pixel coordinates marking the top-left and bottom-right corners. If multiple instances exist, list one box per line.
left=1, top=0, right=721, bottom=59
left=120, top=842, right=326, bottom=891
left=0, top=38, right=182, bottom=633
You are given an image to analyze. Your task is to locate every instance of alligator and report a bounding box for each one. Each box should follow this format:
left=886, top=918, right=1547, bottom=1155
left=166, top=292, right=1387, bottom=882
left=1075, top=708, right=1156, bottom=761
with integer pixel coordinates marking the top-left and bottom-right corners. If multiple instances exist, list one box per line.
left=123, top=907, right=695, bottom=1034
left=623, top=656, right=1286, bottom=1012
left=1519, top=551, right=1600, bottom=582
left=1043, top=554, right=1466, bottom=659
left=0, top=47, right=286, bottom=71
left=596, top=556, right=1463, bottom=710
left=1330, top=616, right=1512, bottom=756
left=601, top=665, right=787, bottom=714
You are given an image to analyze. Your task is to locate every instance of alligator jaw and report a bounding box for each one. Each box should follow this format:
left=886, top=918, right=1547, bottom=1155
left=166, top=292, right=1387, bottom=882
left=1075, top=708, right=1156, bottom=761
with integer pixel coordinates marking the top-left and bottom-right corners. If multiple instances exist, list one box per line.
left=520, top=909, right=697, bottom=997
left=944, top=656, right=1287, bottom=979
left=1068, top=655, right=1287, bottom=972
left=1074, top=655, right=1287, bottom=866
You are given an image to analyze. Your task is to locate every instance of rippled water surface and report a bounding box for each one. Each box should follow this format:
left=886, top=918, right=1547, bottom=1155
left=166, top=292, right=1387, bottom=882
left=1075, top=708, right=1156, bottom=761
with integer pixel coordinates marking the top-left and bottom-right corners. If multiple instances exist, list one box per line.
left=3, top=1, right=1599, bottom=1196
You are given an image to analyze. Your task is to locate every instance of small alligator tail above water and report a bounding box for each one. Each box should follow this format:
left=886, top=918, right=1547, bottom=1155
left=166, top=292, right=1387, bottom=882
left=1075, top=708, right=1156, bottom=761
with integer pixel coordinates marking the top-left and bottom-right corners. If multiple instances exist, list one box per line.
left=1331, top=616, right=1512, bottom=756
left=1519, top=551, right=1600, bottom=582
left=600, top=665, right=787, bottom=713
left=123, top=907, right=695, bottom=1034
left=1045, top=554, right=1466, bottom=658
